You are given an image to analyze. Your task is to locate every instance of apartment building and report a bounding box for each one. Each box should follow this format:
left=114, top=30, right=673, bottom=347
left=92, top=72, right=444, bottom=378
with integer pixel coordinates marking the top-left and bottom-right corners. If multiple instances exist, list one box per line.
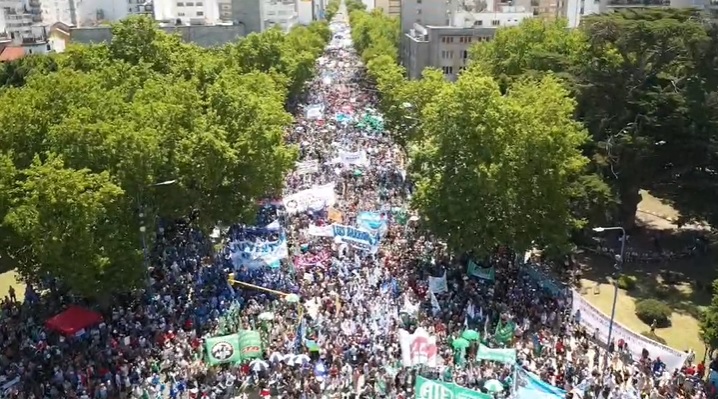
left=402, top=6, right=534, bottom=81
left=153, top=0, right=220, bottom=23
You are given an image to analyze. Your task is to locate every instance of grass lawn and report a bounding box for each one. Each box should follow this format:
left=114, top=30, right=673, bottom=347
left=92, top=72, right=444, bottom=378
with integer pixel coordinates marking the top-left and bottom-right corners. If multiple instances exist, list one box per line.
left=578, top=189, right=713, bottom=363
left=578, top=278, right=706, bottom=361
left=0, top=269, right=24, bottom=303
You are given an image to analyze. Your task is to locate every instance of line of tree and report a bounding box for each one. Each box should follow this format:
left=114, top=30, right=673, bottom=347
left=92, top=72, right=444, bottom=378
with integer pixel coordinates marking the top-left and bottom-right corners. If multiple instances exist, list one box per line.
left=0, top=16, right=330, bottom=302
left=349, top=9, right=718, bottom=257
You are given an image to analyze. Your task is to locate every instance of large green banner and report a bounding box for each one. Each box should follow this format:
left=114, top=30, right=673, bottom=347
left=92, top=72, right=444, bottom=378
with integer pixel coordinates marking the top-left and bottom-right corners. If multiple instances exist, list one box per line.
left=415, top=376, right=492, bottom=399
left=494, top=320, right=515, bottom=344
left=205, top=334, right=241, bottom=366
left=238, top=330, right=263, bottom=359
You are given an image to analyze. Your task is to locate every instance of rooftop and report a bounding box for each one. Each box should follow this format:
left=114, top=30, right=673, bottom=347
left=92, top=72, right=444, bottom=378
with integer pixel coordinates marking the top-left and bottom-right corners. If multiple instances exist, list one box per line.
left=0, top=46, right=25, bottom=62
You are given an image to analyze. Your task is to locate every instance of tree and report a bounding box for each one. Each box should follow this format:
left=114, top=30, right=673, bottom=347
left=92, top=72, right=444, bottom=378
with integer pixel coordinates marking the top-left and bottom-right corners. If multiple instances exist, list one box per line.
left=410, top=71, right=592, bottom=255
left=0, top=17, right=322, bottom=299
left=469, top=18, right=586, bottom=89
left=346, top=0, right=367, bottom=13
left=574, top=10, right=711, bottom=228
left=2, top=155, right=139, bottom=301
left=469, top=10, right=718, bottom=229
left=700, top=280, right=718, bottom=355
left=325, top=0, right=340, bottom=21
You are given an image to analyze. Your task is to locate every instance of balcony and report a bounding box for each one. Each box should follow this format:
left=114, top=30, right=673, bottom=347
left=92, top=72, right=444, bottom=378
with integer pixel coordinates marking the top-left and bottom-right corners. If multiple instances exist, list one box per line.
left=29, top=0, right=40, bottom=6
left=606, top=0, right=670, bottom=6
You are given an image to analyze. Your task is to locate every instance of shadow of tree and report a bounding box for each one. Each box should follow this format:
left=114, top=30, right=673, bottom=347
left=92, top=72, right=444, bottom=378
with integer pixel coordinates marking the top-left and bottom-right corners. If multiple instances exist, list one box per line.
left=641, top=331, right=668, bottom=345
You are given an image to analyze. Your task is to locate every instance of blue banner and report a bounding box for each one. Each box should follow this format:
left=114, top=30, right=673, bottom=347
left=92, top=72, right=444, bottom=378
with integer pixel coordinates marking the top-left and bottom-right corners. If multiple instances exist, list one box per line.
left=357, top=211, right=388, bottom=235
left=516, top=369, right=566, bottom=399
left=230, top=231, right=289, bottom=269
left=332, top=224, right=379, bottom=253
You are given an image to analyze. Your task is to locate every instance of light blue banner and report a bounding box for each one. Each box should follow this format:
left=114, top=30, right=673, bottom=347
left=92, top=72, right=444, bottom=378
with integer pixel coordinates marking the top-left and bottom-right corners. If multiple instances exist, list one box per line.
left=357, top=211, right=388, bottom=235
left=332, top=224, right=379, bottom=253
left=516, top=368, right=566, bottom=399
left=230, top=231, right=289, bottom=269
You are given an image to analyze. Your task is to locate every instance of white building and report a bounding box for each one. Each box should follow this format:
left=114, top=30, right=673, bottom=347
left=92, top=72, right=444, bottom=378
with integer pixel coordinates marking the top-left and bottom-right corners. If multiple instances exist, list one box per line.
left=263, top=0, right=297, bottom=31
left=39, top=0, right=152, bottom=27
left=0, top=0, right=41, bottom=41
left=153, top=0, right=220, bottom=23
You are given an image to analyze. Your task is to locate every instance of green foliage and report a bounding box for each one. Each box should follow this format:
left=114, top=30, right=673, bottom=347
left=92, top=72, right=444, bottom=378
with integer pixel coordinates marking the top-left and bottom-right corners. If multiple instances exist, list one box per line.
left=700, top=280, right=718, bottom=351
left=346, top=0, right=367, bottom=13
left=325, top=0, right=340, bottom=21
left=410, top=72, right=591, bottom=254
left=0, top=15, right=328, bottom=301
left=635, top=298, right=672, bottom=327
left=469, top=10, right=718, bottom=230
left=617, top=275, right=637, bottom=290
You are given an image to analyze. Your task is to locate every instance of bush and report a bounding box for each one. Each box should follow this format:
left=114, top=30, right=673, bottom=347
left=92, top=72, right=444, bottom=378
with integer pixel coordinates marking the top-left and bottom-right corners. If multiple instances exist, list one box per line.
left=617, top=275, right=637, bottom=290
left=635, top=299, right=672, bottom=327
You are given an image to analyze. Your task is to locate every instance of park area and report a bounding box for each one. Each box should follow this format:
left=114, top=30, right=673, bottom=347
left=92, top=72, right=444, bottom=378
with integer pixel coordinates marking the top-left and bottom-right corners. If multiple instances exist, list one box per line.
left=576, top=190, right=714, bottom=361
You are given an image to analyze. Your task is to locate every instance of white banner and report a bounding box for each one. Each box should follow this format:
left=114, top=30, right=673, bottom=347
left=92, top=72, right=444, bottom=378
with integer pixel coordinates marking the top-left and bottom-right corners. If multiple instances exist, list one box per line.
left=230, top=236, right=289, bottom=269
left=283, top=183, right=336, bottom=215
left=428, top=272, right=448, bottom=294
left=305, top=104, right=324, bottom=120
left=571, top=291, right=687, bottom=371
left=399, top=327, right=438, bottom=367
left=339, top=150, right=369, bottom=166
left=306, top=224, right=334, bottom=237
left=295, top=159, right=319, bottom=175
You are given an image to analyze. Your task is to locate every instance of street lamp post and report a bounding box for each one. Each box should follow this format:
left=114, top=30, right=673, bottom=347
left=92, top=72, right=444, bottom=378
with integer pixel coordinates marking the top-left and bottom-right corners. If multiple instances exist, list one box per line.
left=139, top=180, right=177, bottom=279
left=592, top=225, right=627, bottom=349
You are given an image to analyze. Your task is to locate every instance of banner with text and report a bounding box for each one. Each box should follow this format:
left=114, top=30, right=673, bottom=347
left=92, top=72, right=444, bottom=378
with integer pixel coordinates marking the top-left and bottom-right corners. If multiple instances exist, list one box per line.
left=415, top=376, right=493, bottom=399
left=338, top=150, right=369, bottom=166
left=477, top=345, right=516, bottom=364
left=571, top=290, right=687, bottom=370
left=283, top=182, right=336, bottom=215
left=295, top=159, right=319, bottom=175
left=332, top=224, right=379, bottom=253
left=399, top=328, right=438, bottom=367
left=357, top=211, right=388, bottom=236
left=230, top=233, right=288, bottom=269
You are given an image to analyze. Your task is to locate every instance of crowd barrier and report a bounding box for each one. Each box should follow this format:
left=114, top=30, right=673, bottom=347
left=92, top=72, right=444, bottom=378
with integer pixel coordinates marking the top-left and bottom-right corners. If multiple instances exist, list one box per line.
left=519, top=263, right=688, bottom=371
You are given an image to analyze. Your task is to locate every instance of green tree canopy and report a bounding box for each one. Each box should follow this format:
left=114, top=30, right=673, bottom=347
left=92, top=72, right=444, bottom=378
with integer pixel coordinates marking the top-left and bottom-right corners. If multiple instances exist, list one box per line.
left=410, top=71, right=593, bottom=255
left=0, top=15, right=328, bottom=300
left=469, top=10, right=718, bottom=229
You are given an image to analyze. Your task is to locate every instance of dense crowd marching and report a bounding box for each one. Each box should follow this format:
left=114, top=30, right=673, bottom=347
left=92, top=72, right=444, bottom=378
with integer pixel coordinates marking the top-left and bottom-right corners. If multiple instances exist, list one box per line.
left=0, top=5, right=714, bottom=399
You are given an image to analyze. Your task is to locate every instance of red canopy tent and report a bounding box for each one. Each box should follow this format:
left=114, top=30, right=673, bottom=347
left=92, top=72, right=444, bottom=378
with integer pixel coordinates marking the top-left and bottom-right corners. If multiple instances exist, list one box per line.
left=45, top=306, right=103, bottom=336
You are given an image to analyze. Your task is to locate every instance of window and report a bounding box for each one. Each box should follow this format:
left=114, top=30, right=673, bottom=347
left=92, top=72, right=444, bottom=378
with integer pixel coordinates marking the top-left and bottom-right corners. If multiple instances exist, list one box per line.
left=176, top=1, right=184, bottom=5
left=196, top=1, right=203, bottom=4
left=462, top=50, right=468, bottom=59
left=46, top=44, right=51, bottom=50
left=417, top=0, right=422, bottom=3
left=417, top=8, right=422, bottom=13
left=196, top=10, right=203, bottom=15
left=186, top=2, right=194, bottom=5
left=441, top=66, right=453, bottom=75
left=491, top=19, right=500, bottom=26
left=441, top=50, right=454, bottom=59
left=128, top=7, right=132, bottom=11
left=459, top=66, right=467, bottom=74
left=441, top=36, right=454, bottom=43
left=473, top=20, right=482, bottom=26
left=178, top=11, right=186, bottom=15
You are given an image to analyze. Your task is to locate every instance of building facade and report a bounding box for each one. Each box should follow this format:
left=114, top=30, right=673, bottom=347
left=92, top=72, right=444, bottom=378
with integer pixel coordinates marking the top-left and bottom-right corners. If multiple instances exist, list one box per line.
left=263, top=0, right=298, bottom=31
left=402, top=9, right=533, bottom=81
left=153, top=0, right=220, bottom=23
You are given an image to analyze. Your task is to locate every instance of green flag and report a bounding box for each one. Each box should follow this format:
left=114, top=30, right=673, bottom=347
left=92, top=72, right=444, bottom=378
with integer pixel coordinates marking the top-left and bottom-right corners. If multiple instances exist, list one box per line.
left=494, top=320, right=515, bottom=344
left=205, top=333, right=241, bottom=366
left=467, top=260, right=495, bottom=281
left=238, top=330, right=263, bottom=360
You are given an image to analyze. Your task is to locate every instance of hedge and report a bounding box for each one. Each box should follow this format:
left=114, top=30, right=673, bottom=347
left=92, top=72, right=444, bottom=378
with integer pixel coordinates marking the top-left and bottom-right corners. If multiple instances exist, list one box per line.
left=635, top=298, right=672, bottom=328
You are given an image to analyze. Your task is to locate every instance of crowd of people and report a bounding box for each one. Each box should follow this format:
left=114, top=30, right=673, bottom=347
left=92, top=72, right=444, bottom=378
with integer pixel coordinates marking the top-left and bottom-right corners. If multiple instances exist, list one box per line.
left=0, top=5, right=712, bottom=399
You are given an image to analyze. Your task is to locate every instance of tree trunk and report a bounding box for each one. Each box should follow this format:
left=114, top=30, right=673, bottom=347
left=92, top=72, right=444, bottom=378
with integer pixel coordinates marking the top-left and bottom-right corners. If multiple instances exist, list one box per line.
left=618, top=185, right=641, bottom=231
